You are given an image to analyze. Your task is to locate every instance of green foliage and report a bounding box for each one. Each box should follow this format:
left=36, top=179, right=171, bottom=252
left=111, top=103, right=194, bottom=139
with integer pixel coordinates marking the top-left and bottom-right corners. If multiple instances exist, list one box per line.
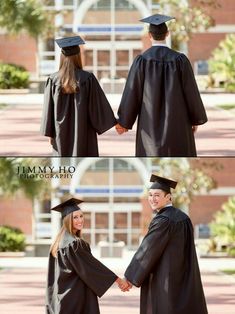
left=228, top=248, right=235, bottom=257
left=218, top=104, right=235, bottom=111
left=0, top=103, right=8, bottom=109
left=0, top=0, right=54, bottom=38
left=208, top=34, right=235, bottom=92
left=210, top=196, right=235, bottom=255
left=156, top=0, right=220, bottom=50
left=221, top=269, right=235, bottom=275
left=0, top=225, right=26, bottom=252
left=0, top=63, right=29, bottom=89
left=0, top=158, right=49, bottom=199
left=153, top=158, right=217, bottom=209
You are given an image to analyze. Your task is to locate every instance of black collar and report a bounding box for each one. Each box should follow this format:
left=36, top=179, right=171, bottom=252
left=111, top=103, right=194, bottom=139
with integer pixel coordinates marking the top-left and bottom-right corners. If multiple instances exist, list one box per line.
left=156, top=205, right=173, bottom=215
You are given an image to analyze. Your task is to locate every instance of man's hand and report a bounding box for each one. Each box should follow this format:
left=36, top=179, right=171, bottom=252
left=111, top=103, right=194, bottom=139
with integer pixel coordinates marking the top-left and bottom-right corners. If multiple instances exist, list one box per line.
left=192, top=125, right=198, bottom=133
left=49, top=137, right=53, bottom=145
left=116, top=277, right=132, bottom=292
left=115, top=123, right=128, bottom=135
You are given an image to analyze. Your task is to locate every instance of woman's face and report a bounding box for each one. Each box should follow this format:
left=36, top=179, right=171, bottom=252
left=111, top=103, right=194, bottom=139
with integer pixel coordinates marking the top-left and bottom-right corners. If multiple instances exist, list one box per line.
left=72, top=210, right=84, bottom=232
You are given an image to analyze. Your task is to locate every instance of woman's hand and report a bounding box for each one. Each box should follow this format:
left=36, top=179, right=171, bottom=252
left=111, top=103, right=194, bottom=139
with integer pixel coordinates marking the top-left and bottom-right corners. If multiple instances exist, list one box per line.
left=115, top=123, right=128, bottom=135
left=116, top=277, right=132, bottom=292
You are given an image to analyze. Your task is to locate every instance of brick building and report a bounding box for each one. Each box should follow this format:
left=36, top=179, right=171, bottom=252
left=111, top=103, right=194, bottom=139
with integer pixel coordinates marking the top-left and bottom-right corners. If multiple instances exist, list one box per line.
left=0, top=157, right=234, bottom=250
left=0, top=0, right=234, bottom=85
left=189, top=0, right=235, bottom=73
left=0, top=194, right=32, bottom=235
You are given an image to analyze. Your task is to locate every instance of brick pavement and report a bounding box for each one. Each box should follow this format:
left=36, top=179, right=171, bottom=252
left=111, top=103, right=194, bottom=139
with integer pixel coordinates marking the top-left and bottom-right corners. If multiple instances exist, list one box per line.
left=0, top=267, right=140, bottom=314
left=0, top=265, right=235, bottom=313
left=0, top=94, right=235, bottom=156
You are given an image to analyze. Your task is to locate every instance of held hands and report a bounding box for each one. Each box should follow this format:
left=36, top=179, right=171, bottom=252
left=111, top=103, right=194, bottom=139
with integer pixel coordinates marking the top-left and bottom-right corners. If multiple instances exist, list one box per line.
left=115, top=123, right=128, bottom=135
left=116, top=277, right=132, bottom=292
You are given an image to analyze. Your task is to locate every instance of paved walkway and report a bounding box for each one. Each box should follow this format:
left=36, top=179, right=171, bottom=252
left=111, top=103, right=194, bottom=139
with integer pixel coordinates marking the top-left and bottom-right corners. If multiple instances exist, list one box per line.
left=0, top=255, right=234, bottom=314
left=0, top=93, right=234, bottom=156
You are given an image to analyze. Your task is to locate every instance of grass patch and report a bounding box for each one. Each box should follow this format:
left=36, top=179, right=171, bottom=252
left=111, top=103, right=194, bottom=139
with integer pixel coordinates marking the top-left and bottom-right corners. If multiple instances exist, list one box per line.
left=0, top=103, right=8, bottom=109
left=221, top=269, right=235, bottom=275
left=218, top=104, right=235, bottom=110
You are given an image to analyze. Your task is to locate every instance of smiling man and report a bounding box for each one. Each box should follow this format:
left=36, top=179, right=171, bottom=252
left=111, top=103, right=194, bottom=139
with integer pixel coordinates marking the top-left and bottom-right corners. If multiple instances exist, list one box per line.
left=123, top=174, right=208, bottom=314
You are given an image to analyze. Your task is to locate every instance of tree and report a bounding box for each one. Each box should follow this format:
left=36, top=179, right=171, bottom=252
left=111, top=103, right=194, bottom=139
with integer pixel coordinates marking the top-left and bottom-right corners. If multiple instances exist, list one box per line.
left=155, top=0, right=220, bottom=50
left=210, top=196, right=235, bottom=256
left=0, top=157, right=49, bottom=199
left=208, top=34, right=235, bottom=92
left=154, top=158, right=217, bottom=209
left=0, top=0, right=53, bottom=38
left=141, top=158, right=218, bottom=233
left=0, top=158, right=52, bottom=250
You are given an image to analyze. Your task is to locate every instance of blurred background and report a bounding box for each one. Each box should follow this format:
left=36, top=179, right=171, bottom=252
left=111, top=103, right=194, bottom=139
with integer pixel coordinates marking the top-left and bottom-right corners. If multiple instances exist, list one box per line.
left=0, top=0, right=235, bottom=93
left=0, top=0, right=235, bottom=157
left=0, top=157, right=234, bottom=258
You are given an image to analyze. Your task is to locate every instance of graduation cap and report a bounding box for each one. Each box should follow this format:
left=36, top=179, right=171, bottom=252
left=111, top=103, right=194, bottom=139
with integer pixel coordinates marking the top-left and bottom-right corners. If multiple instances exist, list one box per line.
left=149, top=174, right=177, bottom=193
left=55, top=35, right=85, bottom=56
left=51, top=197, right=83, bottom=219
left=140, top=14, right=175, bottom=35
left=140, top=14, right=175, bottom=26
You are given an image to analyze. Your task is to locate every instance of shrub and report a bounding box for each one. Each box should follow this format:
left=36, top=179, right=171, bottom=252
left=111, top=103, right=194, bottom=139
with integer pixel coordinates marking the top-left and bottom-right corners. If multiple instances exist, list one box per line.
left=0, top=63, right=29, bottom=89
left=228, top=247, right=235, bottom=257
left=208, top=34, right=235, bottom=92
left=210, top=196, right=235, bottom=256
left=0, top=225, right=26, bottom=252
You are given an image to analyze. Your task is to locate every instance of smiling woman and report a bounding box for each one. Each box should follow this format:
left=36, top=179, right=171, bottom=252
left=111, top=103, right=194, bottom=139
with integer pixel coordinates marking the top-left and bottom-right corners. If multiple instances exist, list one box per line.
left=72, top=210, right=84, bottom=233
left=46, top=197, right=129, bottom=314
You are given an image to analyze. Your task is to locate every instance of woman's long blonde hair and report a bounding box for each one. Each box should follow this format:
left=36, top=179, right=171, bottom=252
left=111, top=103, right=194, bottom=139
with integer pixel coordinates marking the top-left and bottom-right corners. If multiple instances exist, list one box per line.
left=50, top=212, right=81, bottom=257
left=59, top=52, right=83, bottom=94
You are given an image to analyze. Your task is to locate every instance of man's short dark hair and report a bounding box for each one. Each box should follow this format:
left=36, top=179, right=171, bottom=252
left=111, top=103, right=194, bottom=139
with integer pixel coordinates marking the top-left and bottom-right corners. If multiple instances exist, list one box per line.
left=163, top=190, right=171, bottom=196
left=149, top=23, right=168, bottom=41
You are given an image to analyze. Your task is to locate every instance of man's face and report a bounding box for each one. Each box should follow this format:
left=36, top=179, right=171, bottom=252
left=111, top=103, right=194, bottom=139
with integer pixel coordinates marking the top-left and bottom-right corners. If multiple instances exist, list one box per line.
left=148, top=189, right=171, bottom=211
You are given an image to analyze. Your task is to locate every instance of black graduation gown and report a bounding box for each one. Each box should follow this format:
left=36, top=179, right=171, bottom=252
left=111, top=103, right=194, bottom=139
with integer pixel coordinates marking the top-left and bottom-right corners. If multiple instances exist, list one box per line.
left=125, top=206, right=208, bottom=314
left=117, top=46, right=208, bottom=157
left=41, top=70, right=116, bottom=157
left=46, top=232, right=117, bottom=314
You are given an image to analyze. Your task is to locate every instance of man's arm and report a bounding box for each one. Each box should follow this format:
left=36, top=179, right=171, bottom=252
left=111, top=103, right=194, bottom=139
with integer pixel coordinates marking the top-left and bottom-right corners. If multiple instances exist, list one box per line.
left=180, top=54, right=207, bottom=126
left=124, top=216, right=171, bottom=287
left=117, top=55, right=145, bottom=129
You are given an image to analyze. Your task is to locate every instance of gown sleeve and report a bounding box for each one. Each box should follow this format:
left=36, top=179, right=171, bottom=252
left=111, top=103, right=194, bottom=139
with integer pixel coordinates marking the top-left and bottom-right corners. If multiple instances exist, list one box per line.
left=124, top=216, right=171, bottom=287
left=66, top=240, right=118, bottom=297
left=117, top=55, right=145, bottom=129
left=40, top=77, right=55, bottom=137
left=179, top=54, right=208, bottom=125
left=88, top=73, right=117, bottom=135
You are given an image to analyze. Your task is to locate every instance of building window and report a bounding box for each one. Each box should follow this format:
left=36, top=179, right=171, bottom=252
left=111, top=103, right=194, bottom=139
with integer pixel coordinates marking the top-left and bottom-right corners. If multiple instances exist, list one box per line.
left=91, top=0, right=135, bottom=10
left=132, top=212, right=140, bottom=228
left=195, top=60, right=209, bottom=75
left=98, top=50, right=110, bottom=66
left=95, top=213, right=109, bottom=229
left=84, top=50, right=94, bottom=66
left=114, top=233, right=127, bottom=242
left=114, top=213, right=127, bottom=228
left=84, top=212, right=91, bottom=228
left=96, top=233, right=109, bottom=242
